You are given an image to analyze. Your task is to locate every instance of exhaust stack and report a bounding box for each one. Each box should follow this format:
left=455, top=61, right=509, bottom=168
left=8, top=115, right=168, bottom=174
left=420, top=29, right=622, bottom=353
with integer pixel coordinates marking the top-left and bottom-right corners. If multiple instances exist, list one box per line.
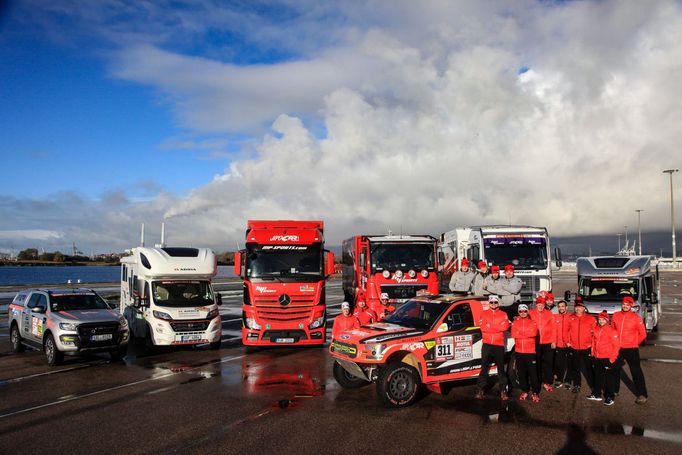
left=140, top=223, right=145, bottom=247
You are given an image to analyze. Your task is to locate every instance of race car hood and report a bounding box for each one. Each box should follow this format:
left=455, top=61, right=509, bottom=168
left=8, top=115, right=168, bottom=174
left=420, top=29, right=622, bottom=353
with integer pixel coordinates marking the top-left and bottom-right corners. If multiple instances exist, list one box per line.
left=337, top=322, right=426, bottom=345
left=55, top=308, right=121, bottom=323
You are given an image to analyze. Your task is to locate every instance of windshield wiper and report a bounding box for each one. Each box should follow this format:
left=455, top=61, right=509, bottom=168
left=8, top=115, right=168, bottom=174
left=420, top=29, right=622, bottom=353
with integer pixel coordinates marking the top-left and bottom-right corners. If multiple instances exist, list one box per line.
left=255, top=273, right=284, bottom=282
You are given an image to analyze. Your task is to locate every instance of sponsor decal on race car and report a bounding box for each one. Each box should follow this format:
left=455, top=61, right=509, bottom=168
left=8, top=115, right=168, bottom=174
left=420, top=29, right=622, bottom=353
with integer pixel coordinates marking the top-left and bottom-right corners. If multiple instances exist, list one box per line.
left=401, top=342, right=425, bottom=351
left=435, top=336, right=454, bottom=361
left=362, top=331, right=425, bottom=344
left=340, top=334, right=351, bottom=340
left=331, top=341, right=357, bottom=358
left=454, top=334, right=474, bottom=360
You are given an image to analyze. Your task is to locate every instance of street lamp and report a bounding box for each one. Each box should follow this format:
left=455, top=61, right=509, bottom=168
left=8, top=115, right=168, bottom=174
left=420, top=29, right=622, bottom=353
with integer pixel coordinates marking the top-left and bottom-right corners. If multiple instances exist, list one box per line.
left=663, top=169, right=679, bottom=268
left=624, top=225, right=628, bottom=249
left=617, top=233, right=622, bottom=253
left=635, top=209, right=644, bottom=255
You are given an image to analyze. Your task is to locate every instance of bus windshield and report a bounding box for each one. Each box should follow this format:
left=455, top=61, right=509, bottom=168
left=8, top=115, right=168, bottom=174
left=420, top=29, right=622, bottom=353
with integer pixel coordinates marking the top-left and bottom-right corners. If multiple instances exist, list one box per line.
left=370, top=243, right=435, bottom=272
left=483, top=236, right=547, bottom=270
left=579, top=278, right=639, bottom=302
left=246, top=244, right=322, bottom=281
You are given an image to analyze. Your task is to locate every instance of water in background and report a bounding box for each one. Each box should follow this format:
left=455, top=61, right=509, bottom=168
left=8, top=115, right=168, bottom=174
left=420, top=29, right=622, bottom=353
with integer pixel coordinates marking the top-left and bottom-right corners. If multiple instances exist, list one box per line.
left=0, top=265, right=236, bottom=286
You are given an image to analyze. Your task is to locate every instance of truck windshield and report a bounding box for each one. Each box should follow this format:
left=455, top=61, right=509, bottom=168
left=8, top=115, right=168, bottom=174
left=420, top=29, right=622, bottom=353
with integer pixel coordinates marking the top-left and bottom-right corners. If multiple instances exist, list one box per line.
left=152, top=281, right=214, bottom=307
left=483, top=237, right=548, bottom=270
left=50, top=294, right=111, bottom=312
left=579, top=278, right=639, bottom=301
left=370, top=243, right=435, bottom=272
left=246, top=244, right=322, bottom=281
left=383, top=299, right=448, bottom=330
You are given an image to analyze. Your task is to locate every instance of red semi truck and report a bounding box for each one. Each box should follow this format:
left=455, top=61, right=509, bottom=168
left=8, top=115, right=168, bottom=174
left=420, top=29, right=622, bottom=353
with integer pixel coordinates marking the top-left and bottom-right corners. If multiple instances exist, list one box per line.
left=341, top=235, right=439, bottom=312
left=234, top=220, right=335, bottom=346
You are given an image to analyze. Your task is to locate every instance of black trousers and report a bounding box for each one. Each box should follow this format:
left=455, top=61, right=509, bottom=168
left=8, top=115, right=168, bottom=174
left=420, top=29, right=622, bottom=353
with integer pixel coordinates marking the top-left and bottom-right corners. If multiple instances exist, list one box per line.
left=516, top=353, right=540, bottom=393
left=616, top=347, right=648, bottom=397
left=592, top=357, right=618, bottom=399
left=477, top=344, right=508, bottom=391
left=554, top=347, right=571, bottom=383
left=570, top=348, right=594, bottom=389
left=537, top=343, right=554, bottom=385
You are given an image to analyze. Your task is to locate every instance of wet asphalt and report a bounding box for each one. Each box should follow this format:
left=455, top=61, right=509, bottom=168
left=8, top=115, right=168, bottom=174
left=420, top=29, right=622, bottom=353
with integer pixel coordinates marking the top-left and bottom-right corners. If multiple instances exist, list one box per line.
left=1, top=271, right=682, bottom=454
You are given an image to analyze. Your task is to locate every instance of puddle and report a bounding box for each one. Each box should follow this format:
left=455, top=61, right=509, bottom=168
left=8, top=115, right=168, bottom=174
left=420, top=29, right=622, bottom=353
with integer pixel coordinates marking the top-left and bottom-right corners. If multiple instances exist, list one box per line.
left=644, top=358, right=682, bottom=364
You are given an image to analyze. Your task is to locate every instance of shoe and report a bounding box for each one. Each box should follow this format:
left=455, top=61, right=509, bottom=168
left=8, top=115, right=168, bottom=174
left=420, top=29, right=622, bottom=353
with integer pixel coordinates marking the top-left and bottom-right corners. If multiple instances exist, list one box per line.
left=563, top=382, right=572, bottom=389
left=603, top=398, right=615, bottom=406
left=519, top=392, right=529, bottom=401
left=586, top=394, right=602, bottom=401
left=543, top=383, right=554, bottom=392
left=553, top=381, right=563, bottom=388
left=475, top=390, right=484, bottom=400
left=571, top=385, right=581, bottom=394
left=635, top=396, right=648, bottom=404
left=500, top=391, right=509, bottom=401
left=614, top=392, right=619, bottom=397
left=531, top=393, right=541, bottom=403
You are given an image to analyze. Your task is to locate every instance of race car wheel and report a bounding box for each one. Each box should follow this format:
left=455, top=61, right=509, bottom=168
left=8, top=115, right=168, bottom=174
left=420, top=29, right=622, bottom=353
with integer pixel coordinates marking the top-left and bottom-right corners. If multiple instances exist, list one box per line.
left=377, top=362, right=420, bottom=408
left=44, top=334, right=64, bottom=366
left=10, top=324, right=24, bottom=353
left=333, top=361, right=369, bottom=388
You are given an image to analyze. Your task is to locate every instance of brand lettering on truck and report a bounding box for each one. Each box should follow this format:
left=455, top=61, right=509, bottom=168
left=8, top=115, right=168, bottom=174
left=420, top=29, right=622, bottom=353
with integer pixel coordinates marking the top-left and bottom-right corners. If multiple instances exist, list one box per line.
left=255, top=286, right=277, bottom=294
left=394, top=276, right=419, bottom=284
left=269, top=235, right=300, bottom=242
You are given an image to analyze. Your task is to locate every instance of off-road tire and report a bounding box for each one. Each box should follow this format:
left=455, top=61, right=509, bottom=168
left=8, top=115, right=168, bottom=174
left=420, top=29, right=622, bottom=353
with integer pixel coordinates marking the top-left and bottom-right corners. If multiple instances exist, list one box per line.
left=10, top=323, right=24, bottom=353
left=333, top=360, right=369, bottom=388
left=377, top=362, right=421, bottom=407
left=44, top=334, right=64, bottom=366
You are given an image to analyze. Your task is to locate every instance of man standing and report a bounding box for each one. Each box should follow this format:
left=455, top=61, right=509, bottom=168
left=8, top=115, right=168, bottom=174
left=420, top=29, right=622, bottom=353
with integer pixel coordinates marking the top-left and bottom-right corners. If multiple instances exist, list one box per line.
left=530, top=295, right=557, bottom=392
left=612, top=296, right=648, bottom=404
left=472, top=261, right=490, bottom=296
left=511, top=304, right=541, bottom=402
left=371, top=292, right=396, bottom=321
left=353, top=300, right=378, bottom=326
left=332, top=302, right=359, bottom=339
left=588, top=311, right=620, bottom=405
left=449, top=258, right=476, bottom=294
left=497, top=264, right=523, bottom=316
left=553, top=300, right=575, bottom=388
left=567, top=301, right=596, bottom=393
left=475, top=295, right=511, bottom=401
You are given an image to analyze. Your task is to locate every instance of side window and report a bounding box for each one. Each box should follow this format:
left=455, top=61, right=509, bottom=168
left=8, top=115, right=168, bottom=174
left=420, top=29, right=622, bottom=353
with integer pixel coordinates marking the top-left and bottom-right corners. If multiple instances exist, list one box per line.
left=26, top=294, right=40, bottom=309
left=444, top=303, right=474, bottom=332
left=36, top=295, right=48, bottom=311
left=121, top=265, right=127, bottom=282
left=143, top=281, right=150, bottom=299
left=468, top=246, right=480, bottom=263
left=132, top=275, right=139, bottom=295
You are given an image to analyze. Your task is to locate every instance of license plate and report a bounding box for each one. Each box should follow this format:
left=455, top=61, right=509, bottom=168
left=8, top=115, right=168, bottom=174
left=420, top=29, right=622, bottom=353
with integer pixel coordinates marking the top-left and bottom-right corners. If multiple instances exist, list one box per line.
left=180, top=334, right=202, bottom=342
left=90, top=334, right=113, bottom=341
left=275, top=338, right=295, bottom=343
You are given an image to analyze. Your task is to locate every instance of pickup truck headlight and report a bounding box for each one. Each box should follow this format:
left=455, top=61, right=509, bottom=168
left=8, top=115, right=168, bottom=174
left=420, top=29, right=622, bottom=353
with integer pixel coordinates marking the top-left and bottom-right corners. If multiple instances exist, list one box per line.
left=153, top=310, right=173, bottom=321
left=207, top=308, right=220, bottom=320
left=308, top=315, right=325, bottom=329
left=118, top=316, right=128, bottom=329
left=245, top=317, right=261, bottom=330
left=59, top=322, right=79, bottom=331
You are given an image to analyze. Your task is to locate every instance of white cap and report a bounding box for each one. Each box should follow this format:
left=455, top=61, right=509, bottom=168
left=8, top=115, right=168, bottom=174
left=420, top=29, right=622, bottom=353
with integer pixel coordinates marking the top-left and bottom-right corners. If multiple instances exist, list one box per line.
left=341, top=302, right=350, bottom=309
left=488, top=295, right=499, bottom=303
left=380, top=293, right=389, bottom=300
left=518, top=304, right=529, bottom=312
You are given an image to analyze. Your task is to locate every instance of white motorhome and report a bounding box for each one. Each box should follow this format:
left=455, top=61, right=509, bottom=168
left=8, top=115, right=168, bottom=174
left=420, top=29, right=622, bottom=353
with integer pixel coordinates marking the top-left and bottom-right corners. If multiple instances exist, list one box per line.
left=438, top=225, right=561, bottom=303
left=120, top=246, right=223, bottom=349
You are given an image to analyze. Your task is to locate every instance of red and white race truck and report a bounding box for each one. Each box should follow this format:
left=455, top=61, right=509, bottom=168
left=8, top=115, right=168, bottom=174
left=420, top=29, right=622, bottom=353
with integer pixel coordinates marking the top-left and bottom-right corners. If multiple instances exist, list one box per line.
left=234, top=220, right=335, bottom=347
left=341, top=235, right=439, bottom=311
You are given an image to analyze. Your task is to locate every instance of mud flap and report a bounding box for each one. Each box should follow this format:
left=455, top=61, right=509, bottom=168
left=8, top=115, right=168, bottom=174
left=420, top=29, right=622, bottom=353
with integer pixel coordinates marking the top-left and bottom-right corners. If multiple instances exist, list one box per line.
left=337, top=359, right=370, bottom=382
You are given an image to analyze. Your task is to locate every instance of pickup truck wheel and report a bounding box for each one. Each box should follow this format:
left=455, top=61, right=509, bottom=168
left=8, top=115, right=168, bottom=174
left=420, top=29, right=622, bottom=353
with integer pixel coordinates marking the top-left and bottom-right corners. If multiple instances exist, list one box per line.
left=209, top=340, right=222, bottom=350
left=10, top=324, right=24, bottom=353
left=44, top=334, right=64, bottom=366
left=333, top=361, right=369, bottom=388
left=110, top=345, right=128, bottom=361
left=377, top=362, right=420, bottom=407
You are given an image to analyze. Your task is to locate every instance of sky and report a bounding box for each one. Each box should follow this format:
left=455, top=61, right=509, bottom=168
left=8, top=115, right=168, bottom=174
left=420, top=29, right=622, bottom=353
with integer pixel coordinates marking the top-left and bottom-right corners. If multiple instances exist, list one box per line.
left=1, top=0, right=681, bottom=255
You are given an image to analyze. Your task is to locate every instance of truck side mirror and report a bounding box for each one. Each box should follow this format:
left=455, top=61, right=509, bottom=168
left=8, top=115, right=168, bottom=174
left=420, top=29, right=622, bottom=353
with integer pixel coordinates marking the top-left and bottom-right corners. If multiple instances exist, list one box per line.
left=438, top=252, right=445, bottom=268
left=554, top=247, right=562, bottom=268
left=216, top=293, right=223, bottom=306
left=325, top=251, right=336, bottom=277
left=233, top=251, right=242, bottom=277
left=133, top=295, right=141, bottom=308
left=564, top=290, right=571, bottom=301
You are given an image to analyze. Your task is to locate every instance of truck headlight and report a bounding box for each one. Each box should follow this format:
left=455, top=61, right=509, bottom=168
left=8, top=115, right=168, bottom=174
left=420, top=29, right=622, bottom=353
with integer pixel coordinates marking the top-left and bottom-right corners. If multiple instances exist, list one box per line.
left=153, top=310, right=173, bottom=321
left=308, top=315, right=325, bottom=329
left=421, top=269, right=429, bottom=278
left=245, top=317, right=261, bottom=330
left=395, top=270, right=404, bottom=278
left=59, top=322, right=79, bottom=331
left=408, top=269, right=416, bottom=278
left=382, top=270, right=390, bottom=278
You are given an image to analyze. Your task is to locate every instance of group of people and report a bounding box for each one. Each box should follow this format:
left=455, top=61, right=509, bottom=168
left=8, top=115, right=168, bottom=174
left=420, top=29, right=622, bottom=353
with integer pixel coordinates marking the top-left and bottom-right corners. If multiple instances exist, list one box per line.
left=478, top=294, right=648, bottom=406
left=332, top=292, right=395, bottom=339
left=449, top=259, right=523, bottom=314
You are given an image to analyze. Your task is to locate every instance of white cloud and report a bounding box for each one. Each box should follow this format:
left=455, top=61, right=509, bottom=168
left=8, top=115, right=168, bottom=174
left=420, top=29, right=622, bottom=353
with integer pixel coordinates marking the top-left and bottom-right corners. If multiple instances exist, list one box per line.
left=0, top=230, right=64, bottom=241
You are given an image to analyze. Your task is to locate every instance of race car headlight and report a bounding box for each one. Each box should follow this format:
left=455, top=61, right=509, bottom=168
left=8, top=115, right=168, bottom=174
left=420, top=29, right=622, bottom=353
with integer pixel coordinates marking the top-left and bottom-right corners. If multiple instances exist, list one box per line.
left=118, top=316, right=128, bottom=329
left=421, top=269, right=429, bottom=278
left=408, top=269, right=416, bottom=278
left=394, top=270, right=404, bottom=279
left=59, top=322, right=79, bottom=331
left=308, top=315, right=325, bottom=329
left=365, top=343, right=387, bottom=359
left=245, top=317, right=262, bottom=330
left=153, top=310, right=173, bottom=321
left=207, top=308, right=220, bottom=320
left=382, top=270, right=390, bottom=278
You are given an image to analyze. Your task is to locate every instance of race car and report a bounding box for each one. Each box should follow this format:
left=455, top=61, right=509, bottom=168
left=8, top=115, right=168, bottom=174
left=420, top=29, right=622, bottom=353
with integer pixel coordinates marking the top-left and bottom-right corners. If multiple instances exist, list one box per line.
left=329, top=294, right=515, bottom=407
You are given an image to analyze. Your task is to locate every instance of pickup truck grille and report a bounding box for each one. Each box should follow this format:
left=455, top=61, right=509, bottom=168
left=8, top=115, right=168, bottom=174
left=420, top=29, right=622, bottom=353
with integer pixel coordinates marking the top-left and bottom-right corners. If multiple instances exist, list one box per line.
left=77, top=322, right=120, bottom=348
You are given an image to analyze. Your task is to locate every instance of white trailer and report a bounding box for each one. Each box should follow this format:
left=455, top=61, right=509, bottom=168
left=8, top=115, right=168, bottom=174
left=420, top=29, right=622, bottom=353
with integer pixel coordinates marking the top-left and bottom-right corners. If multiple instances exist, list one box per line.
left=437, top=225, right=561, bottom=303
left=120, top=246, right=223, bottom=349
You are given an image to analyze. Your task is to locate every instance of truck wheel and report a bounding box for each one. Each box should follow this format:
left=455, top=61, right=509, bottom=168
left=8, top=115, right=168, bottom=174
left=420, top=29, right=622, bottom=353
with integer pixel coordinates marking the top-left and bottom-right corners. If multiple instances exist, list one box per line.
left=210, top=340, right=222, bottom=350
left=333, top=361, right=369, bottom=388
left=10, top=324, right=24, bottom=353
left=377, top=362, right=420, bottom=407
left=44, top=334, right=64, bottom=366
left=110, top=345, right=128, bottom=361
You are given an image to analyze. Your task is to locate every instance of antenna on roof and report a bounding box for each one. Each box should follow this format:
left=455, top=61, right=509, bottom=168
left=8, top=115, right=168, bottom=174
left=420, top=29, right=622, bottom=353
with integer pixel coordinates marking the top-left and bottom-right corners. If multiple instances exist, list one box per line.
left=140, top=223, right=145, bottom=247
left=158, top=221, right=166, bottom=248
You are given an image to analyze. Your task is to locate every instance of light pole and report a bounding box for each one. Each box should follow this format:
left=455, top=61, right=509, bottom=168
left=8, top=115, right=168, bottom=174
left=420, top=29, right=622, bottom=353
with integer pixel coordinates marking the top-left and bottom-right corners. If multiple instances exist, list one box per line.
left=635, top=209, right=644, bottom=255
left=617, top=233, right=622, bottom=253
left=624, top=225, right=628, bottom=249
left=663, top=169, right=679, bottom=267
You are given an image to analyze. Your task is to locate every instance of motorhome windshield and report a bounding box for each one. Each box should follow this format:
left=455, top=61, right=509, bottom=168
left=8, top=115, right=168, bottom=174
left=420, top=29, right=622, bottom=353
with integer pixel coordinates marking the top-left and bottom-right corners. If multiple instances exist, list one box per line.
left=383, top=299, right=447, bottom=330
left=50, top=293, right=111, bottom=312
left=370, top=243, right=434, bottom=272
left=579, top=278, right=639, bottom=301
left=152, top=281, right=214, bottom=307
left=246, top=244, right=322, bottom=281
left=483, top=236, right=547, bottom=270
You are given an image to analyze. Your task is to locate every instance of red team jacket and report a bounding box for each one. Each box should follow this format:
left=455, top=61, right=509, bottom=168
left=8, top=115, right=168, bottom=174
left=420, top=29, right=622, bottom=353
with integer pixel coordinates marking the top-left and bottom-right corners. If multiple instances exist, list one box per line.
left=611, top=310, right=646, bottom=348
left=512, top=317, right=538, bottom=354
left=553, top=312, right=575, bottom=348
left=354, top=308, right=378, bottom=326
left=568, top=314, right=596, bottom=350
left=332, top=314, right=359, bottom=339
left=479, top=309, right=510, bottom=346
left=529, top=309, right=556, bottom=345
left=592, top=324, right=620, bottom=363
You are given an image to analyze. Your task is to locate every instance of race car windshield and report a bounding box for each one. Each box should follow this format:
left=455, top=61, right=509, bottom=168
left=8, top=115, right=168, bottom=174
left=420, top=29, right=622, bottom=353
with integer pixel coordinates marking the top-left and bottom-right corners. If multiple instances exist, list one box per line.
left=152, top=281, right=214, bottom=307
left=246, top=244, right=322, bottom=281
left=383, top=300, right=448, bottom=330
left=578, top=278, right=639, bottom=301
left=483, top=237, right=547, bottom=270
left=50, top=294, right=111, bottom=312
left=370, top=243, right=435, bottom=272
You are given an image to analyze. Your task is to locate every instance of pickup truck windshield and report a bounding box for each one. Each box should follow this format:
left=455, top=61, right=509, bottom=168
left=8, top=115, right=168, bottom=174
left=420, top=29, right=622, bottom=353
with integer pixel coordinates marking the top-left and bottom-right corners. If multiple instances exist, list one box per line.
left=246, top=244, right=322, bottom=281
left=579, top=278, right=639, bottom=302
left=370, top=243, right=435, bottom=272
left=383, top=300, right=448, bottom=331
left=50, top=294, right=111, bottom=311
left=152, top=281, right=214, bottom=307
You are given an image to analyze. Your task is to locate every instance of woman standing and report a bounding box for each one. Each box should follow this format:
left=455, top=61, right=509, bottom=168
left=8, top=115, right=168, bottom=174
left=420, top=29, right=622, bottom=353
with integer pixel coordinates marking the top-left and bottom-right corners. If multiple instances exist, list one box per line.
left=511, top=304, right=541, bottom=402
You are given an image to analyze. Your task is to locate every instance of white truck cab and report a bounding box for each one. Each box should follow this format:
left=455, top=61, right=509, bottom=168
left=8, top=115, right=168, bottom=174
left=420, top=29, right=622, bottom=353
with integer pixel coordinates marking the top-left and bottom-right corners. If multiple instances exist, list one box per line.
left=120, top=246, right=223, bottom=349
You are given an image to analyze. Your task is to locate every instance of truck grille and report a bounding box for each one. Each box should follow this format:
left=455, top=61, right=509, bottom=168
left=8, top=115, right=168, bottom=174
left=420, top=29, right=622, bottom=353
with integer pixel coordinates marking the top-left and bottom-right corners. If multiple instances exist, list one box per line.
left=518, top=276, right=542, bottom=302
left=77, top=322, right=120, bottom=348
left=253, top=296, right=316, bottom=306
left=256, top=307, right=313, bottom=322
left=170, top=320, right=209, bottom=332
left=380, top=284, right=427, bottom=300
left=261, top=330, right=308, bottom=342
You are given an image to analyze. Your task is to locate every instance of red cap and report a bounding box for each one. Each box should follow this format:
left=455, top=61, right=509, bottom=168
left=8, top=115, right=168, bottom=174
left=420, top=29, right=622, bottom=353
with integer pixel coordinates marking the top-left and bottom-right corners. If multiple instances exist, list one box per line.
left=535, top=296, right=546, bottom=305
left=622, top=296, right=635, bottom=305
left=574, top=301, right=585, bottom=308
left=478, top=261, right=487, bottom=269
left=461, top=258, right=469, bottom=267
left=575, top=295, right=583, bottom=302
left=545, top=292, right=554, bottom=301
left=504, top=264, right=514, bottom=272
left=491, top=265, right=500, bottom=273
left=598, top=310, right=609, bottom=320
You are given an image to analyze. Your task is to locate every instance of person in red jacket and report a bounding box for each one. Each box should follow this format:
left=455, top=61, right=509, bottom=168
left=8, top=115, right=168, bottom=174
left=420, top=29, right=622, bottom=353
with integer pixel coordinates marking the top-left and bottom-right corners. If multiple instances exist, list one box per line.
left=529, top=295, right=557, bottom=392
left=511, top=304, right=541, bottom=402
left=353, top=299, right=378, bottom=326
left=475, top=295, right=511, bottom=401
left=332, top=302, right=359, bottom=339
left=612, top=296, right=648, bottom=403
left=370, top=292, right=396, bottom=321
left=566, top=301, right=596, bottom=393
left=552, top=300, right=575, bottom=388
left=588, top=311, right=620, bottom=405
